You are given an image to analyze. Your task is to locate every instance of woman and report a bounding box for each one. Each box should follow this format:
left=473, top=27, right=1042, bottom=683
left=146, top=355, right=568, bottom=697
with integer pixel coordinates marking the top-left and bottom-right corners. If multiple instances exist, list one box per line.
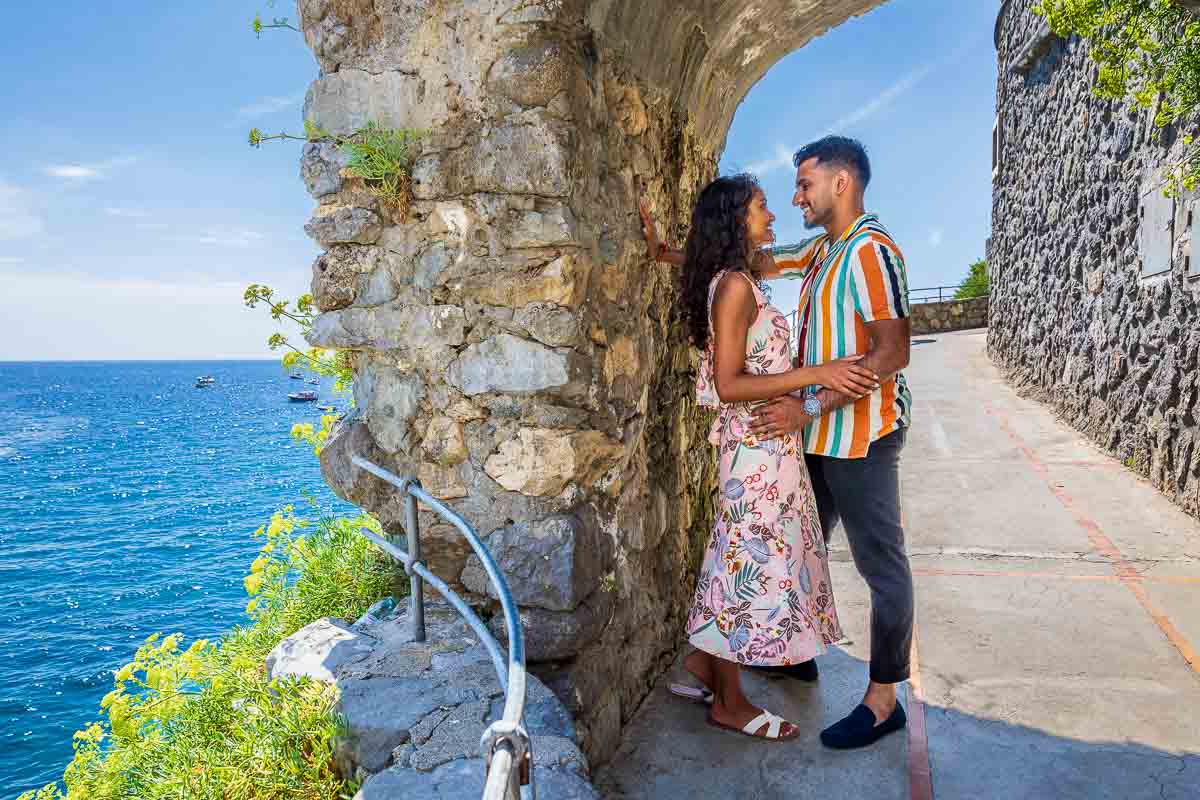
left=648, top=175, right=876, bottom=740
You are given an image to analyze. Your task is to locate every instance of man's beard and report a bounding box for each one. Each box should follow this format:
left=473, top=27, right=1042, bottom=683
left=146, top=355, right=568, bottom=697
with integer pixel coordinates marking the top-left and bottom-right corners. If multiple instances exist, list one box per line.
left=803, top=205, right=830, bottom=230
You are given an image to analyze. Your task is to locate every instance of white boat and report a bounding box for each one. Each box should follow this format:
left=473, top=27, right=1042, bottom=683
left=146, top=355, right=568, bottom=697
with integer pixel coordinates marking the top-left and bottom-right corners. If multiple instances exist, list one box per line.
left=289, top=373, right=303, bottom=380
left=307, top=378, right=320, bottom=385
left=288, top=391, right=318, bottom=402
left=195, top=375, right=215, bottom=388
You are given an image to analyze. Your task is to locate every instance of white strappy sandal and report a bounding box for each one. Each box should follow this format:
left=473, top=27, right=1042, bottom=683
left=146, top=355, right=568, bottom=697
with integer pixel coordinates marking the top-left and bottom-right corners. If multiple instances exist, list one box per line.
left=706, top=709, right=800, bottom=741
left=668, top=683, right=714, bottom=705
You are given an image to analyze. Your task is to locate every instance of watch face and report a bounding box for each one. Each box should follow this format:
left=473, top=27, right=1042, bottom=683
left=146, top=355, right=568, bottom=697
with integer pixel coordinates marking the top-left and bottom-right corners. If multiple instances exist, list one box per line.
left=804, top=396, right=821, bottom=416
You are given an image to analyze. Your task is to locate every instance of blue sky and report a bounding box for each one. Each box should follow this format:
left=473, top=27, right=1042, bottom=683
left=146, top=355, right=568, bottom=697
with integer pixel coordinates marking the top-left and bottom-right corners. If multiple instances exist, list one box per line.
left=0, top=0, right=1000, bottom=360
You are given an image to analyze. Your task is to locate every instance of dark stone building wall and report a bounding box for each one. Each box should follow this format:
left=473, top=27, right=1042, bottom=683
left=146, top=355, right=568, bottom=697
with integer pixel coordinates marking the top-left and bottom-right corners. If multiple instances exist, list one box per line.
left=990, top=0, right=1200, bottom=516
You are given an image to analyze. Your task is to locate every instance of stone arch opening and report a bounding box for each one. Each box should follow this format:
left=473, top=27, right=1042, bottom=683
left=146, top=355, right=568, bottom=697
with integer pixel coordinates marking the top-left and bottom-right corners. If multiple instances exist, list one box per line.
left=298, top=0, right=889, bottom=763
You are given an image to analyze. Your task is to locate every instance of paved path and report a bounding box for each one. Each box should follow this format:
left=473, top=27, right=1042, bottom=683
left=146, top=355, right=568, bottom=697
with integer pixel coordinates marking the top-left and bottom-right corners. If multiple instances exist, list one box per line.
left=594, top=328, right=1200, bottom=799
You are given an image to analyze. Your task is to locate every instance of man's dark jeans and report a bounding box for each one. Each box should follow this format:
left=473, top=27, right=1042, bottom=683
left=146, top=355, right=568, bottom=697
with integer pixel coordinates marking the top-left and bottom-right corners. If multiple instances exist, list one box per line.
left=806, top=428, right=913, bottom=684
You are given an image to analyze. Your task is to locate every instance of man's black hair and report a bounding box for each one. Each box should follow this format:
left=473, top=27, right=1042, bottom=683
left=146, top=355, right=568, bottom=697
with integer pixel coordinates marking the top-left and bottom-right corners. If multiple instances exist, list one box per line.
left=792, top=136, right=871, bottom=188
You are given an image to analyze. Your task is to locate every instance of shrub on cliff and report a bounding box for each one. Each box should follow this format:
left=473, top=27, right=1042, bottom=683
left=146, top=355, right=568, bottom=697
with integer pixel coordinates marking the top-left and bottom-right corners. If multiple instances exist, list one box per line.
left=20, top=506, right=396, bottom=800
left=954, top=258, right=990, bottom=300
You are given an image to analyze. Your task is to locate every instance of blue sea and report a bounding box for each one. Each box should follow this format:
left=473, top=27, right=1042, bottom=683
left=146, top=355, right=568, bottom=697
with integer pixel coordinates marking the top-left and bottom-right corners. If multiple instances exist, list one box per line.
left=0, top=361, right=353, bottom=798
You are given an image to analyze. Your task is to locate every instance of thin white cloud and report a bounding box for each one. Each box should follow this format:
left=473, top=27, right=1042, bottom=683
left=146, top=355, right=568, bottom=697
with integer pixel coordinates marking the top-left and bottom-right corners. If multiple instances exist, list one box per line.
left=928, top=228, right=944, bottom=248
left=237, top=94, right=303, bottom=118
left=746, top=145, right=797, bottom=178
left=191, top=226, right=266, bottom=248
left=0, top=181, right=43, bottom=240
left=746, top=54, right=946, bottom=177
left=43, top=155, right=141, bottom=181
left=104, top=207, right=150, bottom=218
left=46, top=165, right=99, bottom=179
left=0, top=256, right=26, bottom=264
left=821, top=61, right=936, bottom=137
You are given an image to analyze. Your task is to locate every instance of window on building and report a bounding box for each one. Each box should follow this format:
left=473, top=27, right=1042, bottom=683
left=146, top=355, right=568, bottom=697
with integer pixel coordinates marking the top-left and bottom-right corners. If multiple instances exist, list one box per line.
left=992, top=115, right=1001, bottom=181
left=1138, top=173, right=1174, bottom=278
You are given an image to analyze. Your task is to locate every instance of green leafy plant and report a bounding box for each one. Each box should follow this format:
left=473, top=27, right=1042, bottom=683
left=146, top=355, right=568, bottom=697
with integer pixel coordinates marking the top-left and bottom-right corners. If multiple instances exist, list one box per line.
left=954, top=258, right=990, bottom=300
left=248, top=121, right=427, bottom=219
left=1035, top=0, right=1200, bottom=193
left=243, top=284, right=353, bottom=390
left=19, top=507, right=398, bottom=800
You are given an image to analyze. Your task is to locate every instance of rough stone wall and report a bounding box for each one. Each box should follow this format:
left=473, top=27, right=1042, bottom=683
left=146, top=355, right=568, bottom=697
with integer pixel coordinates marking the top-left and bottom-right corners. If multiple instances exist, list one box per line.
left=990, top=0, right=1200, bottom=517
left=910, top=297, right=989, bottom=335
left=295, top=0, right=890, bottom=764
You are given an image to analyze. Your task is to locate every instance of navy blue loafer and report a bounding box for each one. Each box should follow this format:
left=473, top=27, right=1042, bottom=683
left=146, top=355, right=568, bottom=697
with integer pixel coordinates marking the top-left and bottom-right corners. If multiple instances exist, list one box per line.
left=820, top=703, right=907, bottom=749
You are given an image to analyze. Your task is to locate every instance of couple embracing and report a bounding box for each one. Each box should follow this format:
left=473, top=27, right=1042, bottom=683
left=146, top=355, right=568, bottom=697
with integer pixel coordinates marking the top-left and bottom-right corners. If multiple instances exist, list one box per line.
left=642, top=136, right=914, bottom=749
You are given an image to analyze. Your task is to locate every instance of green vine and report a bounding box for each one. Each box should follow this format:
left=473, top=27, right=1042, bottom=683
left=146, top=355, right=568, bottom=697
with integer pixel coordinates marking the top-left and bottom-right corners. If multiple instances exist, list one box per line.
left=1035, top=0, right=1200, bottom=194
left=252, top=1, right=300, bottom=38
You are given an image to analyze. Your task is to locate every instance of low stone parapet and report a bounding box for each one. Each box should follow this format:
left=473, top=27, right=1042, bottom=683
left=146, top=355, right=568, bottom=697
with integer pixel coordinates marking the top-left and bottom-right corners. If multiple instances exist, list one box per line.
left=909, top=296, right=989, bottom=335
left=266, top=603, right=598, bottom=799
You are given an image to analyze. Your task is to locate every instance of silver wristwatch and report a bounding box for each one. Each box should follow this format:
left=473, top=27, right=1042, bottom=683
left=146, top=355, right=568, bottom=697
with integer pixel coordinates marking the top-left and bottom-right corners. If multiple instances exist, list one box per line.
left=802, top=391, right=822, bottom=417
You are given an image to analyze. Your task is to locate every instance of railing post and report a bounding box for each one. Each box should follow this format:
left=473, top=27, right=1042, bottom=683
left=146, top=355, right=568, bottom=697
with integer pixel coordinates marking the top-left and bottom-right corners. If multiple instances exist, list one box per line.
left=402, top=479, right=426, bottom=643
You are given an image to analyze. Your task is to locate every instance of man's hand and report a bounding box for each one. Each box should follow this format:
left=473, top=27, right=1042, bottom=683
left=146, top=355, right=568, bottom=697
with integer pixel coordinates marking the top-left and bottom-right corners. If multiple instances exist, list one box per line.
left=749, top=396, right=812, bottom=440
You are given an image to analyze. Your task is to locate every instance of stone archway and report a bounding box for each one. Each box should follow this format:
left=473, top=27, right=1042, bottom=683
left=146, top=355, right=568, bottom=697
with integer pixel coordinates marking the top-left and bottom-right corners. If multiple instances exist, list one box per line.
left=298, top=0, right=888, bottom=763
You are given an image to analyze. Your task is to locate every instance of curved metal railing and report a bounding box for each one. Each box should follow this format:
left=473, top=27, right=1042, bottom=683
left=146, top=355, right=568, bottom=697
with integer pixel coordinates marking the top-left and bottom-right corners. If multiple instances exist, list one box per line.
left=350, top=455, right=533, bottom=800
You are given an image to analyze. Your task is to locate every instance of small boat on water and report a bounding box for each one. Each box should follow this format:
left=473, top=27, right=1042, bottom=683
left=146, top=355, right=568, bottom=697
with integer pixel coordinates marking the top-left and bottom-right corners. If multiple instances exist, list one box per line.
left=288, top=391, right=318, bottom=402
left=289, top=373, right=303, bottom=380
left=307, top=378, right=319, bottom=385
left=316, top=405, right=338, bottom=413
left=195, top=375, right=215, bottom=388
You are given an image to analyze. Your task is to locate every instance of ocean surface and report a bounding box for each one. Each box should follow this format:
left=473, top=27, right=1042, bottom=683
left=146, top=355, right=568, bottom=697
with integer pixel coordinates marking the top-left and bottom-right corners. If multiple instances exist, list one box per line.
left=0, top=361, right=353, bottom=798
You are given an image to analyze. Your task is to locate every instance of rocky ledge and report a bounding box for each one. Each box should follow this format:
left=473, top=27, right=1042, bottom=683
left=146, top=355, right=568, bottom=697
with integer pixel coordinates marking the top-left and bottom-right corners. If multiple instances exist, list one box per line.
left=266, top=601, right=599, bottom=799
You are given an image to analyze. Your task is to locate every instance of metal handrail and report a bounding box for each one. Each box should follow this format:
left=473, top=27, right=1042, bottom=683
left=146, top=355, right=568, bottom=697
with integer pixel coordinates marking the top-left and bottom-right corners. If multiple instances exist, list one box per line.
left=349, top=455, right=533, bottom=800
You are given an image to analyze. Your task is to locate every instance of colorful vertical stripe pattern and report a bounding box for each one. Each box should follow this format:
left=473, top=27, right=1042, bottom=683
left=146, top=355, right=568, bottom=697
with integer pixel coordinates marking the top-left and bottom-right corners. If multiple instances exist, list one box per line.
left=771, top=213, right=913, bottom=459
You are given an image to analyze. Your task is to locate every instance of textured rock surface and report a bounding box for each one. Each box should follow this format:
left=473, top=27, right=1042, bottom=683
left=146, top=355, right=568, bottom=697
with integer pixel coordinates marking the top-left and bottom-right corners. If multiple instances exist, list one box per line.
left=992, top=0, right=1200, bottom=518
left=461, top=515, right=611, bottom=612
left=270, top=604, right=597, bottom=796
left=910, top=297, right=989, bottom=335
left=297, top=0, right=893, bottom=766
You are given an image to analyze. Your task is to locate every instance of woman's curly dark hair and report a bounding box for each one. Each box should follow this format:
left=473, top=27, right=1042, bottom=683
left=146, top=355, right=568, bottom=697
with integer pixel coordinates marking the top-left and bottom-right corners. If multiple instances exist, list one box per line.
left=679, top=174, right=761, bottom=351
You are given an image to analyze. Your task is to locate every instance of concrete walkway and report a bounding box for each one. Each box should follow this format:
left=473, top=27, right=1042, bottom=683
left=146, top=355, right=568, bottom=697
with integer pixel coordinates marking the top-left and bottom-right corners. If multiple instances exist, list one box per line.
left=594, top=329, right=1200, bottom=799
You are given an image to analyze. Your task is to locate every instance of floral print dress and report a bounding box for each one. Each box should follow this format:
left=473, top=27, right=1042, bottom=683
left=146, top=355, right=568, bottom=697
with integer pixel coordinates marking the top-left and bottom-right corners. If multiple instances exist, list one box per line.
left=686, top=270, right=843, bottom=665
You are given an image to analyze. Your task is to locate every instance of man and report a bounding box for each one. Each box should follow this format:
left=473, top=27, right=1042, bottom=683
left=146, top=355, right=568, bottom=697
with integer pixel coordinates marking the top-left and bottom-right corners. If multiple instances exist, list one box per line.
left=642, top=136, right=914, bottom=750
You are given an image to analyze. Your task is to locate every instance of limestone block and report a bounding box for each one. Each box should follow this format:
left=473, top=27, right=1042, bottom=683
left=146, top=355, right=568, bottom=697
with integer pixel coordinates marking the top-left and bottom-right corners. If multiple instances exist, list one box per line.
left=336, top=676, right=479, bottom=774
left=307, top=301, right=466, bottom=353
left=490, top=589, right=614, bottom=662
left=421, top=416, right=468, bottom=465
left=265, top=617, right=376, bottom=683
left=319, top=419, right=411, bottom=526
left=416, top=462, right=468, bottom=501
left=446, top=334, right=575, bottom=397
left=606, top=82, right=649, bottom=137
left=483, top=429, right=624, bottom=497
left=368, top=370, right=425, bottom=454
left=301, top=140, right=351, bottom=198
left=487, top=41, right=568, bottom=108
left=515, top=303, right=580, bottom=347
left=305, top=69, right=432, bottom=136
left=507, top=205, right=577, bottom=249
left=460, top=515, right=609, bottom=612
left=412, top=116, right=571, bottom=198
left=311, top=245, right=379, bottom=311
left=603, top=335, right=641, bottom=386
left=458, top=253, right=589, bottom=309
left=305, top=205, right=383, bottom=246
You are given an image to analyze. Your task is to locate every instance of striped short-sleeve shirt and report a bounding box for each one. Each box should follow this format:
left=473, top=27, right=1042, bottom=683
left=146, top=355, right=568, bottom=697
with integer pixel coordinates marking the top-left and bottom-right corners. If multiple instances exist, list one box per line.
left=772, top=213, right=913, bottom=459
